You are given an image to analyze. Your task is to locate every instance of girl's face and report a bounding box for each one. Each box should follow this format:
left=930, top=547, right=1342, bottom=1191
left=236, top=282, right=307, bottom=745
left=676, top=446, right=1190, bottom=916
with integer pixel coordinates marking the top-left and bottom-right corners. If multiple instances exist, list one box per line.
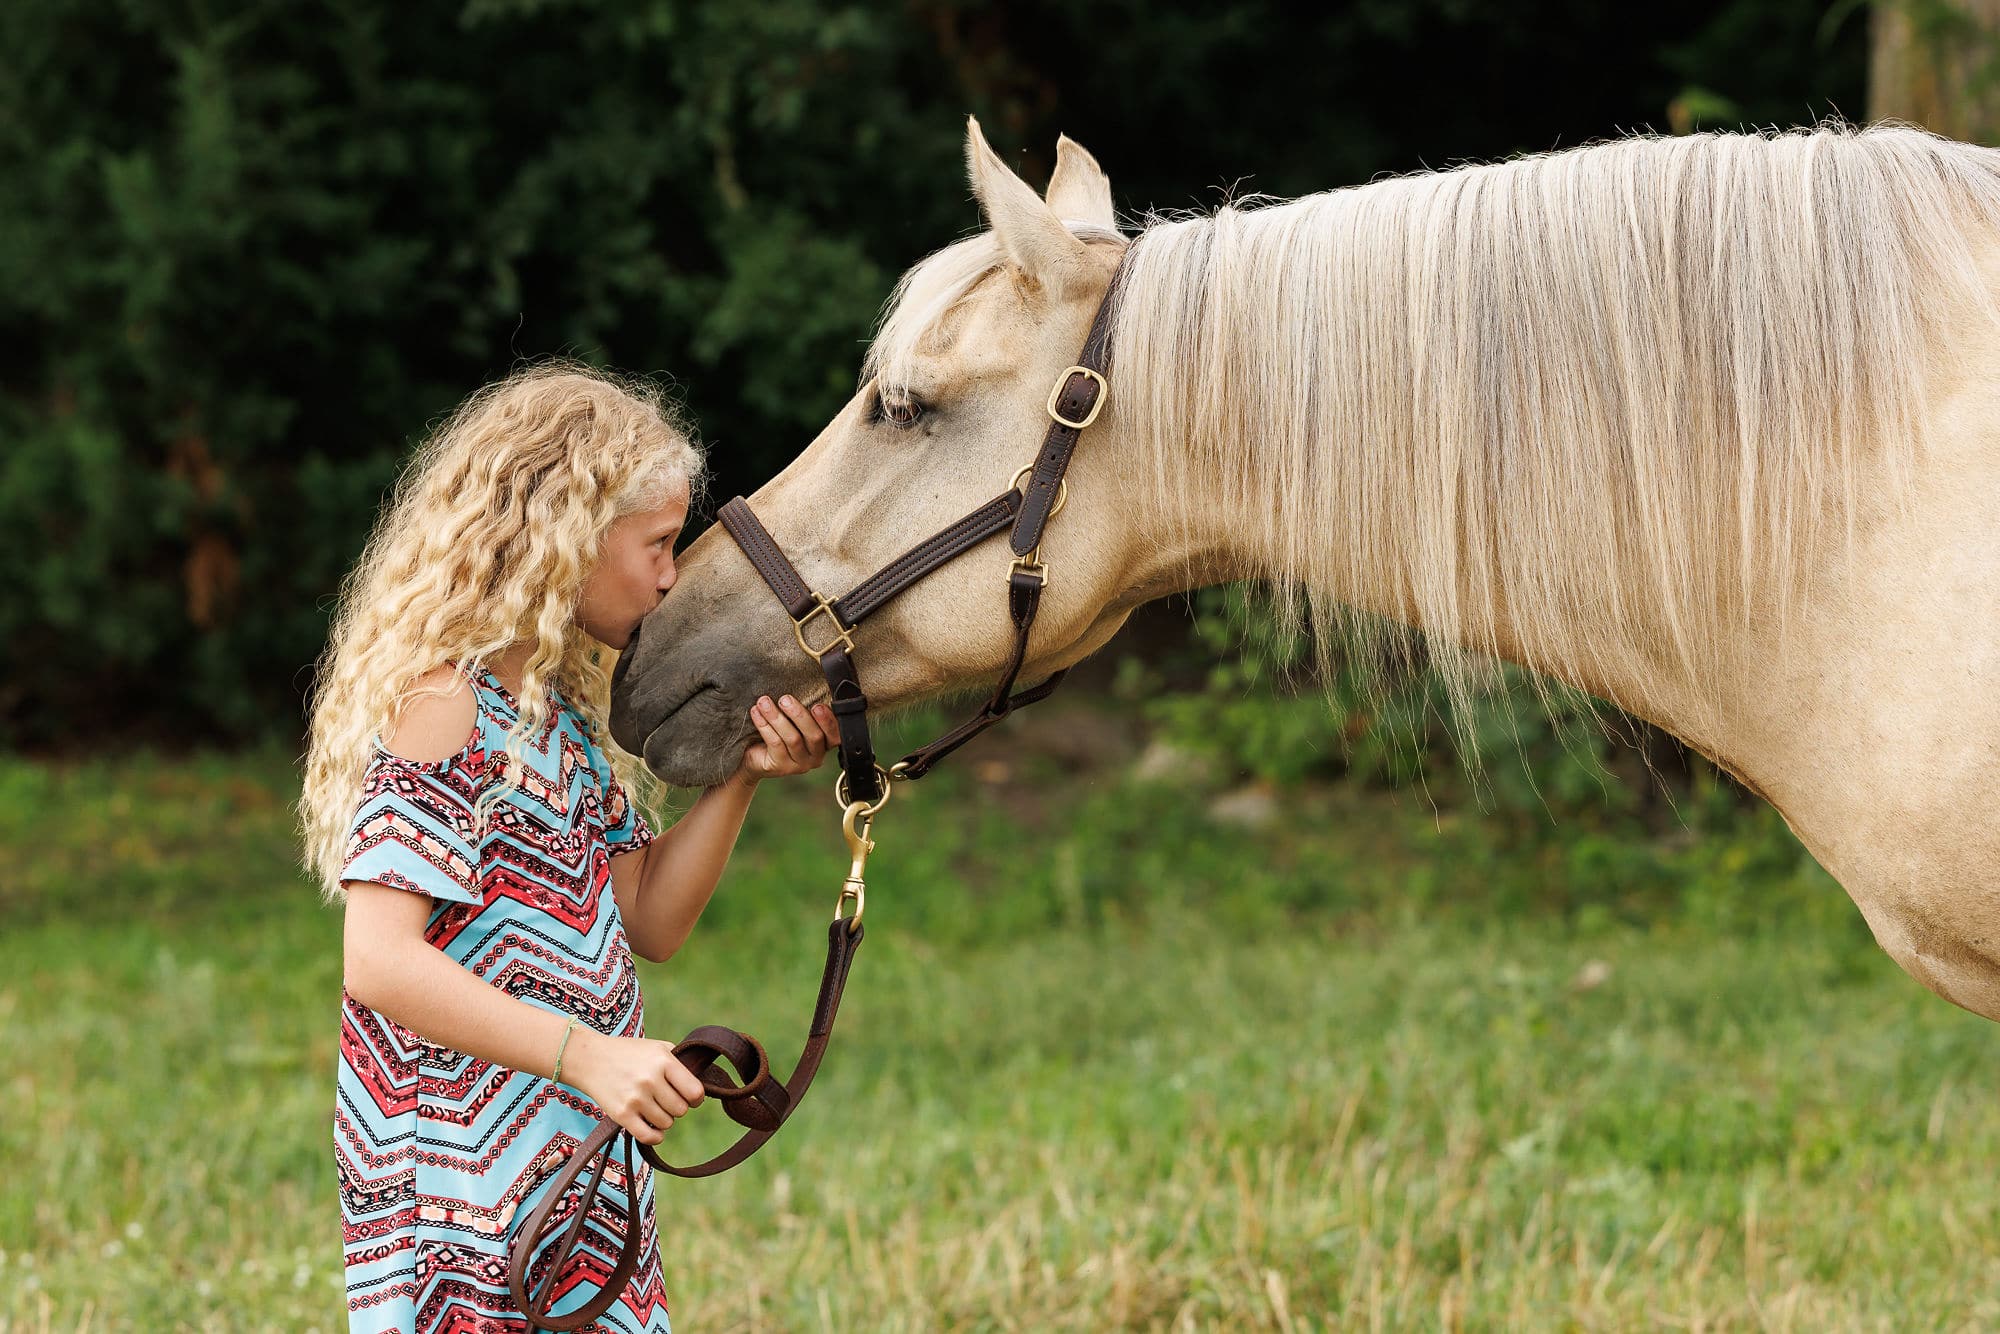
left=577, top=481, right=690, bottom=649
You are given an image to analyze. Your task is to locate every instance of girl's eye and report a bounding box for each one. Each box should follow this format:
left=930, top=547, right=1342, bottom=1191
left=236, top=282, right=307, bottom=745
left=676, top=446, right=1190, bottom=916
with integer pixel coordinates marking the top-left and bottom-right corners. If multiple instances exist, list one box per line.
left=873, top=389, right=926, bottom=428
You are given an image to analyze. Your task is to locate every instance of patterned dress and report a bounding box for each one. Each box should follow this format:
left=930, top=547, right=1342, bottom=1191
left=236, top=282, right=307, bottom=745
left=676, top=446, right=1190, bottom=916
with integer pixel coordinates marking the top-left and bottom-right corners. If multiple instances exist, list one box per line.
left=335, top=666, right=672, bottom=1332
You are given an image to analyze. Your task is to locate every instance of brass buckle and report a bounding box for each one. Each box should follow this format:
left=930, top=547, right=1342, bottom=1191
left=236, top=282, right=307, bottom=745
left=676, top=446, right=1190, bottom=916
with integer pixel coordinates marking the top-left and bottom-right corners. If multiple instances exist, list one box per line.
left=792, top=593, right=855, bottom=660
left=1045, top=366, right=1107, bottom=430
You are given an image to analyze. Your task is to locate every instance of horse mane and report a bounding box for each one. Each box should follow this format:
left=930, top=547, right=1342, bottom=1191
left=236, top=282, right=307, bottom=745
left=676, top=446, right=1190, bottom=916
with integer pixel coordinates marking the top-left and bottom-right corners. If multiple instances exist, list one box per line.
left=873, top=119, right=2000, bottom=756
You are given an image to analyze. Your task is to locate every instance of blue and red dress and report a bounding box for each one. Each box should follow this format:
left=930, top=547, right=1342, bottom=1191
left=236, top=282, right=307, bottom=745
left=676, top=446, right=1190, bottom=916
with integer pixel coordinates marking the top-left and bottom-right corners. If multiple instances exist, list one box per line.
left=334, top=666, right=671, bottom=1332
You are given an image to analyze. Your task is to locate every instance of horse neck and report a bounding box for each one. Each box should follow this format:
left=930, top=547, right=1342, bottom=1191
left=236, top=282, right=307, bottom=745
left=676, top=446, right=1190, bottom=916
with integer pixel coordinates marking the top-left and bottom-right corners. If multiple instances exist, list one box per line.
left=1107, top=139, right=2000, bottom=775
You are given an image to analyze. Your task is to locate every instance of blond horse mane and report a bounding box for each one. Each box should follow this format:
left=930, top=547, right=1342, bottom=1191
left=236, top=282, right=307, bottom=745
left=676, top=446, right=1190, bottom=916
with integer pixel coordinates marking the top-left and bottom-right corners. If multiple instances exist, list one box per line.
left=870, top=119, right=2000, bottom=755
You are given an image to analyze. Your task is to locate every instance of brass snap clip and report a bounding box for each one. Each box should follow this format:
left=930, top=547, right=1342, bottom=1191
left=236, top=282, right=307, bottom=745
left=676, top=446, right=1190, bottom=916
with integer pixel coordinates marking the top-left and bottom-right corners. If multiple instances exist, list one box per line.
left=835, top=806, right=872, bottom=927
left=832, top=764, right=893, bottom=926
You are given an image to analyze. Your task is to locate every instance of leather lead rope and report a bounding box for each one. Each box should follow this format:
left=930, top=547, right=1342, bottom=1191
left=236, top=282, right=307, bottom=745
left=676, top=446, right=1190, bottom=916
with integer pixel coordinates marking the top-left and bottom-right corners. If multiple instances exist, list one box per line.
left=509, top=918, right=864, bottom=1328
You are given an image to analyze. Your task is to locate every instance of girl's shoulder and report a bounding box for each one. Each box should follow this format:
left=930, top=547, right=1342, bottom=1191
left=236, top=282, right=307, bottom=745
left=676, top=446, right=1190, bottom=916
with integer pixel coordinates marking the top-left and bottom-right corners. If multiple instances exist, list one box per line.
left=371, top=664, right=510, bottom=775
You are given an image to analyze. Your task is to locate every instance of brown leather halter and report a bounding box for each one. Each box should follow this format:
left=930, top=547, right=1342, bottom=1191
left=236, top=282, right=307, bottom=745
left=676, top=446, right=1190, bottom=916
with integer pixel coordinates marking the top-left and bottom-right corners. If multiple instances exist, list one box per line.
left=508, top=253, right=1125, bottom=1329
left=717, top=251, right=1127, bottom=808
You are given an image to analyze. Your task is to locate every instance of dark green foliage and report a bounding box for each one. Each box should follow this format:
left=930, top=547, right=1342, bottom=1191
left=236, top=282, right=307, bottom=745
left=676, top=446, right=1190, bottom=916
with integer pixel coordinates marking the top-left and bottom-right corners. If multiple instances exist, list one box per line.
left=0, top=0, right=1865, bottom=746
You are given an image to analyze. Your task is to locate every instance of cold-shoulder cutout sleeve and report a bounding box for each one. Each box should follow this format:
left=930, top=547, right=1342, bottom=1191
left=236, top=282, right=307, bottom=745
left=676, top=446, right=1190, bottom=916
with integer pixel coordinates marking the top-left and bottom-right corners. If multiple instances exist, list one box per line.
left=339, top=751, right=484, bottom=905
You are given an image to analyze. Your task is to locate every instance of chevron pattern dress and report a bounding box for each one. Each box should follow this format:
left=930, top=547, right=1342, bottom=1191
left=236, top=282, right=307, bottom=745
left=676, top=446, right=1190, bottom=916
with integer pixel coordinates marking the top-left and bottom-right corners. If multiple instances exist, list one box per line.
left=335, top=667, right=672, bottom=1332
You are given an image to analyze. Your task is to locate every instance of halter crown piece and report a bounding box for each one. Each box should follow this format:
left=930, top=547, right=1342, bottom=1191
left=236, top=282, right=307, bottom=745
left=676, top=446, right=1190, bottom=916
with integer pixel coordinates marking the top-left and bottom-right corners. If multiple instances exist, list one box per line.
left=507, top=251, right=1127, bottom=1330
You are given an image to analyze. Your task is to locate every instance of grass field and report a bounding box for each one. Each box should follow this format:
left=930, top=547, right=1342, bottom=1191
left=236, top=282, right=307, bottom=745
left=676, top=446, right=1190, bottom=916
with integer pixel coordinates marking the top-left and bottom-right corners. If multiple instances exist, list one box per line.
left=4, top=699, right=1999, bottom=1331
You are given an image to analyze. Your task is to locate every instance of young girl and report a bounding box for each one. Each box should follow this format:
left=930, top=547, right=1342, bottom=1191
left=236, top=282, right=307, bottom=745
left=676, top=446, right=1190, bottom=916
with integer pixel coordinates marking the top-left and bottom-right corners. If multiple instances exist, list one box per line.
left=299, top=364, right=839, bottom=1332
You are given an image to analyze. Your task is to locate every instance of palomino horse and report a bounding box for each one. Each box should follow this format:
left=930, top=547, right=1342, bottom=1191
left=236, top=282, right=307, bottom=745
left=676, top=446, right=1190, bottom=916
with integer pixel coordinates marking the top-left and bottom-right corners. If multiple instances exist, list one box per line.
left=610, top=117, right=2000, bottom=1024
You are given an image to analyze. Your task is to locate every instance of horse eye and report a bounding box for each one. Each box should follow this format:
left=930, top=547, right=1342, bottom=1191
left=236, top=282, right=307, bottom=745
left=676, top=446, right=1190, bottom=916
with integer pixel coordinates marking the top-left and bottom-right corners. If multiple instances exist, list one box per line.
left=876, top=390, right=926, bottom=428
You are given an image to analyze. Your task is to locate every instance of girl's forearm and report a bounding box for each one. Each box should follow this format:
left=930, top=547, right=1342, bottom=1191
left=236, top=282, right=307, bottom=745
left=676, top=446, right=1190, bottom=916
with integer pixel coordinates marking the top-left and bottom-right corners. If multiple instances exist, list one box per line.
left=627, top=775, right=758, bottom=961
left=345, top=939, right=597, bottom=1083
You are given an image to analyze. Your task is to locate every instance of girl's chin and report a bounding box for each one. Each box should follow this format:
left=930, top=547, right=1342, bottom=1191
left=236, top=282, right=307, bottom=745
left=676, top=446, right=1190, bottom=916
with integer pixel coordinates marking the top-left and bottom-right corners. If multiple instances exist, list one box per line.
left=579, top=620, right=637, bottom=651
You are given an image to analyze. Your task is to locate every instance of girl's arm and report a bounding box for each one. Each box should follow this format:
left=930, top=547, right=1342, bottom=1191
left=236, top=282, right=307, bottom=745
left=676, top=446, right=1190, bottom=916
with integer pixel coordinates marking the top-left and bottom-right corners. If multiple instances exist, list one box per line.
left=615, top=692, right=837, bottom=963
left=614, top=773, right=757, bottom=963
left=344, top=881, right=580, bottom=1075
left=337, top=675, right=708, bottom=1137
left=340, top=679, right=608, bottom=1080
left=344, top=882, right=704, bottom=1138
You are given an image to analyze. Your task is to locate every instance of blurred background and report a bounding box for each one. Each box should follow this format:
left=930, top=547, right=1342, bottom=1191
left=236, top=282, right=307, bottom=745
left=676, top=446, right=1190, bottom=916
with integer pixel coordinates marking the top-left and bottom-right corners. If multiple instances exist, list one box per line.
left=0, top=0, right=1898, bottom=747
left=9, top=1, right=2000, bottom=1330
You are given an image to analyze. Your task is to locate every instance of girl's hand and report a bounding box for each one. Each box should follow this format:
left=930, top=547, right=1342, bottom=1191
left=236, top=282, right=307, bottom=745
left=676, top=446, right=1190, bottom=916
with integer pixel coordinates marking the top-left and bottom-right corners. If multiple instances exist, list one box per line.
left=734, top=694, right=839, bottom=785
left=561, top=1030, right=706, bottom=1145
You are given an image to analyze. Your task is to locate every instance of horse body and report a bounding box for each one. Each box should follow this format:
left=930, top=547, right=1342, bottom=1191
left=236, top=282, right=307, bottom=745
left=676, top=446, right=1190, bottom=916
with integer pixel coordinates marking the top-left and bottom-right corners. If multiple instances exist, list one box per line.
left=610, top=121, right=2000, bottom=1024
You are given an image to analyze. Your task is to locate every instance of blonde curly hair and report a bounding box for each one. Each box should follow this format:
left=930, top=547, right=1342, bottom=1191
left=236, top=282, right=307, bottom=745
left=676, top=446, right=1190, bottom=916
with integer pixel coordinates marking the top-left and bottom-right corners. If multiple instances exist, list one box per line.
left=299, top=362, right=707, bottom=903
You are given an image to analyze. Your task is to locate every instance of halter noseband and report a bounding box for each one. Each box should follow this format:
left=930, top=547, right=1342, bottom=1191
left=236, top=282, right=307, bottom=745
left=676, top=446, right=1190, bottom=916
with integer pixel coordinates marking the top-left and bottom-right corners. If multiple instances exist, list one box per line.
left=715, top=253, right=1127, bottom=806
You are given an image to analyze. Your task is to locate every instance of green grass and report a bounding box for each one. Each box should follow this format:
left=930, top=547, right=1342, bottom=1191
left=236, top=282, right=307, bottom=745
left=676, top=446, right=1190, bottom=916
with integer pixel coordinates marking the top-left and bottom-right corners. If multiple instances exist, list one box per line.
left=4, top=702, right=1999, bottom=1331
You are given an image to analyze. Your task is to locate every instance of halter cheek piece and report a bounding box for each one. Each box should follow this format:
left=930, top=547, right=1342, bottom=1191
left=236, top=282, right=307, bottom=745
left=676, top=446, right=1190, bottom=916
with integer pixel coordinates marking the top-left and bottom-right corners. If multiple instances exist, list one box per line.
left=508, top=253, right=1125, bottom=1329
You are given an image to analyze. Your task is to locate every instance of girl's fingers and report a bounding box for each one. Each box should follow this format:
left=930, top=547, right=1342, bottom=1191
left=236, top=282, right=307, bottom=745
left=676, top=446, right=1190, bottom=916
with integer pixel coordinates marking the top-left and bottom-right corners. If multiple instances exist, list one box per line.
left=627, top=1110, right=667, bottom=1144
left=662, top=1049, right=706, bottom=1107
left=748, top=707, right=783, bottom=773
left=787, top=699, right=826, bottom=758
left=762, top=696, right=809, bottom=765
left=651, top=1085, right=690, bottom=1122
left=747, top=695, right=838, bottom=773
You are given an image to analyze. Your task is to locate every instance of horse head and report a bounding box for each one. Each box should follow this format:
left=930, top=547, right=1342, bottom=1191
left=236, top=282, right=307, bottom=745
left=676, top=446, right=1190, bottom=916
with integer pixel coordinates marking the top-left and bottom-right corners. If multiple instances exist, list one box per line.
left=610, top=120, right=1208, bottom=786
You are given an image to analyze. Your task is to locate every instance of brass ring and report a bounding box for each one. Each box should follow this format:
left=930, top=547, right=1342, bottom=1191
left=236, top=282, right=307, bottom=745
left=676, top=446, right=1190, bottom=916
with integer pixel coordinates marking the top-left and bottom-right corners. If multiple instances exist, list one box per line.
left=833, top=765, right=894, bottom=816
left=1010, top=465, right=1067, bottom=519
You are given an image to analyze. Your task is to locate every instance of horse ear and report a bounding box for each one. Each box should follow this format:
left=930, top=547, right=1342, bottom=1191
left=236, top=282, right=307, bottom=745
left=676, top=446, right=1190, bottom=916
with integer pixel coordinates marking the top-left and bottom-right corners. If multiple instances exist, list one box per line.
left=1044, top=134, right=1115, bottom=228
left=965, top=115, right=1090, bottom=294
